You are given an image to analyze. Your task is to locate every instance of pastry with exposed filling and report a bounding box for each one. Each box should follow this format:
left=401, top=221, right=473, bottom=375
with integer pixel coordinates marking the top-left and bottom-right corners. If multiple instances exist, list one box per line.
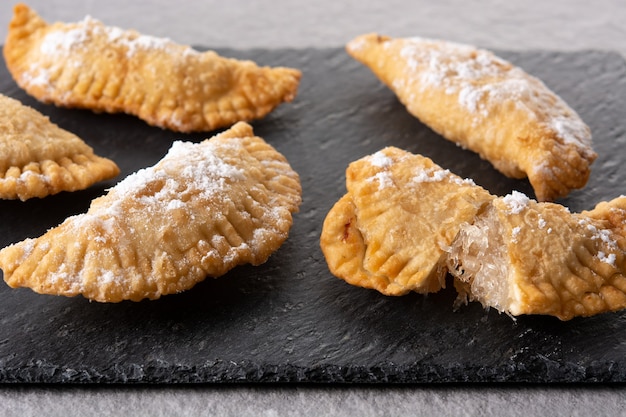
left=448, top=192, right=626, bottom=320
left=321, top=147, right=626, bottom=320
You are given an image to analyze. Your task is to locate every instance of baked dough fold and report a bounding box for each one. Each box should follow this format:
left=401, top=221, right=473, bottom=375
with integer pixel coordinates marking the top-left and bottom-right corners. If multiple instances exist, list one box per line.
left=4, top=4, right=301, bottom=132
left=0, top=122, right=302, bottom=302
left=0, top=93, right=119, bottom=200
left=346, top=33, right=596, bottom=202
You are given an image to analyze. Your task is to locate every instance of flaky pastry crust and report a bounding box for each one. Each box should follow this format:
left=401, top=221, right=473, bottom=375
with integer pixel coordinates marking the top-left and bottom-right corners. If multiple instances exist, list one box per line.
left=0, top=122, right=302, bottom=302
left=322, top=147, right=626, bottom=320
left=0, top=93, right=119, bottom=200
left=320, top=147, right=493, bottom=295
left=346, top=33, right=596, bottom=202
left=449, top=193, right=626, bottom=320
left=4, top=4, right=301, bottom=132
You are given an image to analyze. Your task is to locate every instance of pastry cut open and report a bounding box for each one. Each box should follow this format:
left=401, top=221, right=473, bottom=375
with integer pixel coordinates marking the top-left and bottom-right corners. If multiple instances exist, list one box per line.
left=321, top=148, right=626, bottom=320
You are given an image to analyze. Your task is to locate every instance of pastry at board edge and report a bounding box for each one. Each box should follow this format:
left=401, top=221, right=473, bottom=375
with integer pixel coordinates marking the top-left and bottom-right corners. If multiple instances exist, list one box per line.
left=0, top=122, right=302, bottom=302
left=0, top=93, right=119, bottom=200
left=320, top=147, right=626, bottom=321
left=346, top=33, right=597, bottom=203
left=3, top=3, right=302, bottom=133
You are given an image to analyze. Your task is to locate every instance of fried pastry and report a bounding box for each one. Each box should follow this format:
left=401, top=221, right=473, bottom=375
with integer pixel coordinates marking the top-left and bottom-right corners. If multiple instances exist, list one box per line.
left=0, top=122, right=302, bottom=302
left=0, top=93, right=119, bottom=200
left=4, top=4, right=301, bottom=133
left=320, top=147, right=494, bottom=295
left=346, top=33, right=596, bottom=202
left=321, top=147, right=626, bottom=320
left=448, top=192, right=626, bottom=320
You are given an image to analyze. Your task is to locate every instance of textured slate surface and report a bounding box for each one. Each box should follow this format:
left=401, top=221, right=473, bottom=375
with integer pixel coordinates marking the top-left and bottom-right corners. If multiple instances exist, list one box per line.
left=1, top=48, right=626, bottom=384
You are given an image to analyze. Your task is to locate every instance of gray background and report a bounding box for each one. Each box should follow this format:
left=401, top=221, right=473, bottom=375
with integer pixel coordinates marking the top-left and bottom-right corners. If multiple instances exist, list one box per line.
left=1, top=0, right=625, bottom=415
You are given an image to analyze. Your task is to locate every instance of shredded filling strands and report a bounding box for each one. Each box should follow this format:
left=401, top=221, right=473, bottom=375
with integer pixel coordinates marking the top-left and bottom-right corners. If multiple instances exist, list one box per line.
left=321, top=148, right=626, bottom=321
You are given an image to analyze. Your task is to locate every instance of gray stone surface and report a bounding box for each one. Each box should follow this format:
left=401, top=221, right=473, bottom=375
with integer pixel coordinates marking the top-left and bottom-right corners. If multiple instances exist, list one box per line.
left=1, top=0, right=626, bottom=415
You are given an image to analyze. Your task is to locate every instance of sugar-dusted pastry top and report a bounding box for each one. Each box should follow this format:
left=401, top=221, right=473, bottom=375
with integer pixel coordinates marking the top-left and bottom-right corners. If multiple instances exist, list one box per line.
left=346, top=33, right=597, bottom=202
left=448, top=192, right=626, bottom=320
left=0, top=122, right=302, bottom=302
left=321, top=147, right=494, bottom=296
left=0, top=93, right=119, bottom=200
left=321, top=147, right=626, bottom=320
left=3, top=4, right=302, bottom=132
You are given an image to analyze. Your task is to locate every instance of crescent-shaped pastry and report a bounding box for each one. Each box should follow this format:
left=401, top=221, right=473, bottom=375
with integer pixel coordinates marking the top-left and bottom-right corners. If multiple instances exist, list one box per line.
left=448, top=192, right=626, bottom=320
left=0, top=93, right=119, bottom=200
left=321, top=147, right=626, bottom=320
left=3, top=4, right=301, bottom=133
left=0, top=122, right=302, bottom=302
left=320, top=147, right=493, bottom=295
left=346, top=33, right=596, bottom=202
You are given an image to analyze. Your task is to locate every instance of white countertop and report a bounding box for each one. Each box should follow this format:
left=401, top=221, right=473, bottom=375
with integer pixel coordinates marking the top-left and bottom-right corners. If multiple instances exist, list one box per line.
left=1, top=0, right=625, bottom=415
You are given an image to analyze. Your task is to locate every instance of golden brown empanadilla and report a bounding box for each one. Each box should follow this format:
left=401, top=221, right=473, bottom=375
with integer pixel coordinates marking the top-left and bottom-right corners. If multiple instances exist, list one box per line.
left=448, top=192, right=626, bottom=320
left=320, top=147, right=493, bottom=295
left=0, top=93, right=119, bottom=200
left=346, top=33, right=596, bottom=202
left=0, top=122, right=302, bottom=302
left=321, top=147, right=626, bottom=320
left=4, top=4, right=301, bottom=133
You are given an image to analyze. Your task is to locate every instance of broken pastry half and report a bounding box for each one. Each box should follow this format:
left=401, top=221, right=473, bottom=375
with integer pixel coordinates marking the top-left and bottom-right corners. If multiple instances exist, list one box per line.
left=0, top=122, right=302, bottom=302
left=321, top=148, right=626, bottom=320
left=320, top=147, right=494, bottom=296
left=346, top=33, right=596, bottom=202
left=0, top=93, right=119, bottom=200
left=448, top=192, right=626, bottom=320
left=4, top=3, right=301, bottom=133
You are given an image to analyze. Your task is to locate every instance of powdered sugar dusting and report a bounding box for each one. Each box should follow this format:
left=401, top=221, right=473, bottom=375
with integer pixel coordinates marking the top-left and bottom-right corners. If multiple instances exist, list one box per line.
left=412, top=167, right=475, bottom=186
left=597, top=251, right=617, bottom=267
left=502, top=191, right=531, bottom=214
left=23, top=14, right=197, bottom=92
left=110, top=140, right=245, bottom=205
left=511, top=226, right=522, bottom=243
left=394, top=37, right=591, bottom=147
left=576, top=218, right=620, bottom=266
left=551, top=115, right=593, bottom=148
left=538, top=216, right=547, bottom=229
left=49, top=137, right=253, bottom=289
left=368, top=151, right=394, bottom=168
left=368, top=171, right=394, bottom=190
left=37, top=15, right=197, bottom=59
left=398, top=37, right=512, bottom=118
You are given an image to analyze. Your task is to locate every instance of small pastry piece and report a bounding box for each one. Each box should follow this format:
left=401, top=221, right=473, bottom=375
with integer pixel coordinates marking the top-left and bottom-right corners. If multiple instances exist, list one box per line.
left=4, top=4, right=301, bottom=133
left=0, top=122, right=302, bottom=302
left=346, top=33, right=596, bottom=202
left=0, top=93, right=119, bottom=200
left=320, top=147, right=493, bottom=295
left=448, top=192, right=626, bottom=320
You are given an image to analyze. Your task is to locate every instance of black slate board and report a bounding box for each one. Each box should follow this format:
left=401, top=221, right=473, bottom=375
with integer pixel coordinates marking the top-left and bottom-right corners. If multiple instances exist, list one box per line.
left=1, top=47, right=626, bottom=384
